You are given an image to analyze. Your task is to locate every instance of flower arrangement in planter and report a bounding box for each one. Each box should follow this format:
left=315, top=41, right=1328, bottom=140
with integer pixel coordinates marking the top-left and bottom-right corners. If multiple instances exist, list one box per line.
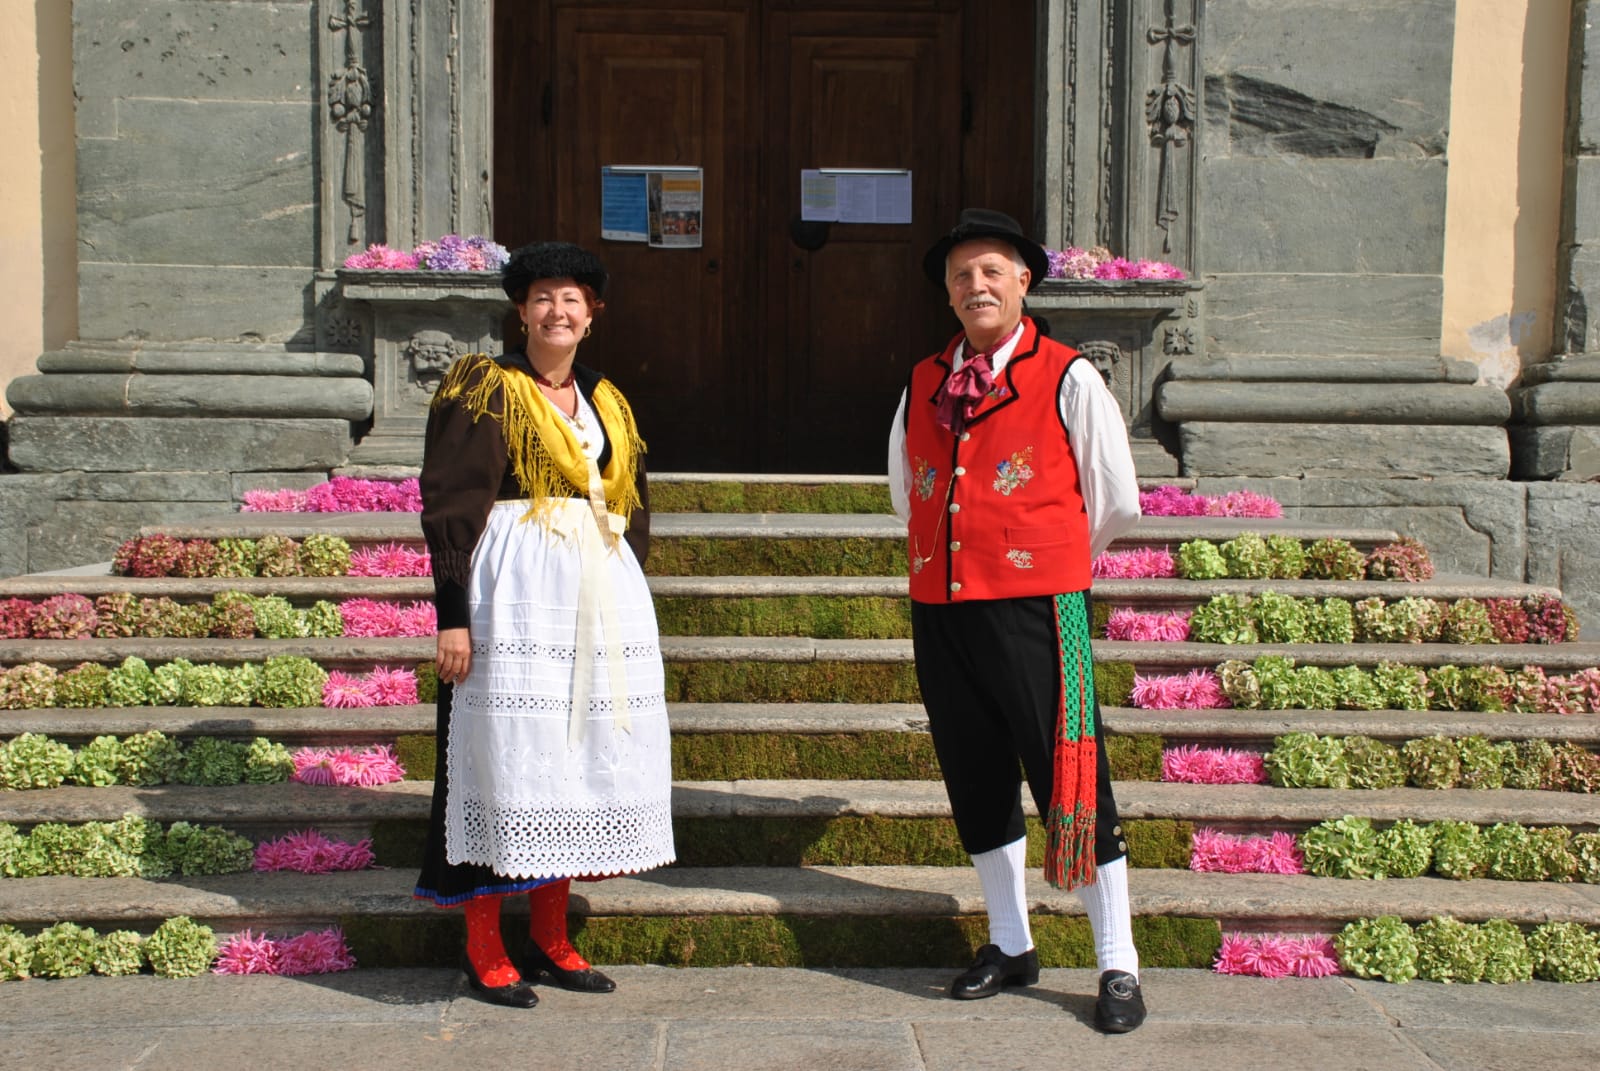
left=1044, top=246, right=1186, bottom=281
left=289, top=745, right=407, bottom=787
left=1137, top=486, right=1281, bottom=518
left=1189, top=829, right=1304, bottom=874
left=1258, top=732, right=1600, bottom=792
left=343, top=234, right=510, bottom=272
left=241, top=476, right=422, bottom=514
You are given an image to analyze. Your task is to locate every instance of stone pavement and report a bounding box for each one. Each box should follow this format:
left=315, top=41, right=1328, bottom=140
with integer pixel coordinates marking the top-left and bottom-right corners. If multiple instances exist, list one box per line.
left=1, top=967, right=1595, bottom=1071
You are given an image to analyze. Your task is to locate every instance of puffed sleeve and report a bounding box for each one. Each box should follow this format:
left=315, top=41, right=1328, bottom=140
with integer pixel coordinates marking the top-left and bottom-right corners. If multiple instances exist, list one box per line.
left=420, top=355, right=510, bottom=630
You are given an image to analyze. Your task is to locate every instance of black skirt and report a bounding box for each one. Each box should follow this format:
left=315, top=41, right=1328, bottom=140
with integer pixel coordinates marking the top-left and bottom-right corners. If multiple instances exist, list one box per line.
left=412, top=683, right=558, bottom=907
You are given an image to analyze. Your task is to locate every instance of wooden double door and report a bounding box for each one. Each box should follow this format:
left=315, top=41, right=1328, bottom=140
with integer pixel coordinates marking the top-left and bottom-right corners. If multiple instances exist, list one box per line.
left=494, top=0, right=1034, bottom=472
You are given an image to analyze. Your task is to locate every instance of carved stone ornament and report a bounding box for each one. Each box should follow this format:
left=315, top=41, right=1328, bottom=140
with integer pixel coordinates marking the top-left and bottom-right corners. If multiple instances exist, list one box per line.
left=1076, top=339, right=1124, bottom=387
left=326, top=316, right=363, bottom=349
left=1146, top=0, right=1197, bottom=253
left=406, top=330, right=462, bottom=395
left=1164, top=325, right=1198, bottom=355
left=328, top=1, right=374, bottom=245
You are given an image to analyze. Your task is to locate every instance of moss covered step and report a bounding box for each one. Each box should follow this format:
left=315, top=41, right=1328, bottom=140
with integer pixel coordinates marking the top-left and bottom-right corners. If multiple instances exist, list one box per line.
left=1092, top=573, right=1563, bottom=612
left=649, top=577, right=910, bottom=638
left=0, top=636, right=431, bottom=668
left=10, top=779, right=1596, bottom=836
left=1105, top=707, right=1600, bottom=748
left=1099, top=640, right=1600, bottom=673
left=2, top=868, right=1594, bottom=967
left=0, top=868, right=1226, bottom=969
left=0, top=576, right=433, bottom=601
left=648, top=472, right=1195, bottom=514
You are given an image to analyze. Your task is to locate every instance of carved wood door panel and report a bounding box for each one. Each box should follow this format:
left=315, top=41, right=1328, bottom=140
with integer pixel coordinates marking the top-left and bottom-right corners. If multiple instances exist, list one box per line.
left=495, top=0, right=1031, bottom=472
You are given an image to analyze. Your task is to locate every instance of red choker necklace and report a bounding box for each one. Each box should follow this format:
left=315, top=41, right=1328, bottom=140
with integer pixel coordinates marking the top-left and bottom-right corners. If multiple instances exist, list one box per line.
left=532, top=369, right=575, bottom=389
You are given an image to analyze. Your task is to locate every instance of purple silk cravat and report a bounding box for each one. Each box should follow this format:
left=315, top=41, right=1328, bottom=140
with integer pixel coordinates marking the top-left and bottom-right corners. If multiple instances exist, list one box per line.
left=935, top=348, right=995, bottom=433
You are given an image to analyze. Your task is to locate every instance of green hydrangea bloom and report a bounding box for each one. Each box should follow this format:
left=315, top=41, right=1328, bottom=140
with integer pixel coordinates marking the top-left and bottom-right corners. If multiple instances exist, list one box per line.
left=93, top=931, right=146, bottom=977
left=244, top=737, right=294, bottom=784
left=1440, top=598, right=1496, bottom=645
left=254, top=534, right=303, bottom=578
left=1402, top=736, right=1462, bottom=790
left=1188, top=595, right=1257, bottom=644
left=1426, top=666, right=1470, bottom=712
left=1377, top=819, right=1435, bottom=879
left=208, top=591, right=258, bottom=639
left=1374, top=661, right=1429, bottom=711
left=1251, top=590, right=1308, bottom=644
left=1385, top=597, right=1444, bottom=644
left=0, top=733, right=75, bottom=790
left=212, top=537, right=259, bottom=578
left=1352, top=597, right=1391, bottom=643
left=301, top=600, right=345, bottom=638
left=1527, top=922, right=1600, bottom=983
left=165, top=823, right=254, bottom=876
left=1478, top=919, right=1534, bottom=984
left=1254, top=655, right=1301, bottom=710
left=1220, top=532, right=1273, bottom=579
left=1430, top=820, right=1485, bottom=880
left=1175, top=539, right=1227, bottom=580
left=1482, top=823, right=1542, bottom=882
left=150, top=659, right=194, bottom=706
left=251, top=596, right=308, bottom=639
left=223, top=662, right=261, bottom=707
left=1265, top=732, right=1348, bottom=789
left=1264, top=535, right=1308, bottom=579
left=255, top=655, right=329, bottom=709
left=1299, top=816, right=1384, bottom=879
left=1415, top=916, right=1486, bottom=983
left=119, top=730, right=185, bottom=787
left=0, top=924, right=32, bottom=980
left=1304, top=537, right=1366, bottom=581
left=298, top=534, right=353, bottom=577
left=104, top=655, right=156, bottom=707
left=1456, top=736, right=1511, bottom=790
left=1307, top=598, right=1355, bottom=644
left=143, top=916, right=218, bottom=978
left=1505, top=739, right=1557, bottom=790
left=1571, top=832, right=1600, bottom=884
left=1343, top=736, right=1406, bottom=790
left=180, top=663, right=233, bottom=708
left=1531, top=826, right=1578, bottom=882
left=54, top=662, right=111, bottom=708
left=1217, top=660, right=1260, bottom=709
left=1459, top=665, right=1510, bottom=713
left=1336, top=916, right=1418, bottom=983
left=177, top=737, right=248, bottom=787
left=68, top=735, right=126, bottom=787
left=1295, top=666, right=1339, bottom=712
left=30, top=921, right=98, bottom=979
left=1330, top=665, right=1383, bottom=711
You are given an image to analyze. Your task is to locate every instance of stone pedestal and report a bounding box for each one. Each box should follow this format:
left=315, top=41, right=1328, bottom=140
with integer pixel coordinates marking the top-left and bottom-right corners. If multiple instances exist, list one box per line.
left=337, top=270, right=511, bottom=466
left=1156, top=356, right=1512, bottom=479
left=1029, top=279, right=1200, bottom=475
left=1510, top=354, right=1600, bottom=480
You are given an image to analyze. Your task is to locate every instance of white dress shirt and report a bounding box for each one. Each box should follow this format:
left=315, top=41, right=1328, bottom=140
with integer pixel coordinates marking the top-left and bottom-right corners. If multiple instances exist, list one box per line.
left=887, top=327, right=1141, bottom=559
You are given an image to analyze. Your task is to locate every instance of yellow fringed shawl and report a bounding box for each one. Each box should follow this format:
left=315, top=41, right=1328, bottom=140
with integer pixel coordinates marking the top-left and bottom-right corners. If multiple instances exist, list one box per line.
left=431, top=353, right=645, bottom=524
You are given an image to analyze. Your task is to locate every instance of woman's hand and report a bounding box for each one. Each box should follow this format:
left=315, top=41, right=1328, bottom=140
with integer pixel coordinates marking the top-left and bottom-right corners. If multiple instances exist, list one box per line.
left=436, top=627, right=472, bottom=684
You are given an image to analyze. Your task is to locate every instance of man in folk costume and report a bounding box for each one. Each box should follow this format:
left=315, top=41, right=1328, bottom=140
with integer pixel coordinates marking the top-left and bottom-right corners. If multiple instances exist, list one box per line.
left=888, top=208, right=1146, bottom=1033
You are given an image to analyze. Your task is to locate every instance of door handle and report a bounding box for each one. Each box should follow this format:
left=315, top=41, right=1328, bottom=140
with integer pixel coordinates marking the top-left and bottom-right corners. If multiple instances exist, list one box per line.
left=706, top=259, right=720, bottom=274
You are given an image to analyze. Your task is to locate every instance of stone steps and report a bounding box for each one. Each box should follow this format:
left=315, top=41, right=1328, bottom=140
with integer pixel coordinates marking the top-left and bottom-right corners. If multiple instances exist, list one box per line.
left=1, top=868, right=1592, bottom=938
left=6, top=779, right=1595, bottom=833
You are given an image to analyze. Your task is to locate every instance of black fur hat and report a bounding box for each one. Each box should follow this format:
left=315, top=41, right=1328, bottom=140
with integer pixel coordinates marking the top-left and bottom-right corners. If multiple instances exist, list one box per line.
left=501, top=242, right=608, bottom=302
left=922, top=208, right=1048, bottom=292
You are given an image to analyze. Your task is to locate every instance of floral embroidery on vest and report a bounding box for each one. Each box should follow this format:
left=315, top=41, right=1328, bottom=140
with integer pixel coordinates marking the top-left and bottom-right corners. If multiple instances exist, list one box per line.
left=993, top=447, right=1035, bottom=496
left=1006, top=548, right=1035, bottom=569
left=912, top=457, right=937, bottom=501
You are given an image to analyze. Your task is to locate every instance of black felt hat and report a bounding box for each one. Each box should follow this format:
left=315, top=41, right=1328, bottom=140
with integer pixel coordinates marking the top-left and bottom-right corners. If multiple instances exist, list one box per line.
left=501, top=242, right=608, bottom=301
left=922, top=208, right=1049, bottom=292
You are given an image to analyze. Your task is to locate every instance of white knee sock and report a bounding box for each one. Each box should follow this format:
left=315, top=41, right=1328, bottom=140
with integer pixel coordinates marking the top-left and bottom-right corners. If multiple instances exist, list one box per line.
left=1076, top=856, right=1139, bottom=978
left=971, top=837, right=1033, bottom=956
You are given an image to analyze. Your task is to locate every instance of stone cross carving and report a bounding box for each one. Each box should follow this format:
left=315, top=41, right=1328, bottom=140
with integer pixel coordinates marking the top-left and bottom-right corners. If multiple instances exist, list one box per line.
left=328, top=1, right=374, bottom=245
left=1146, top=0, right=1197, bottom=253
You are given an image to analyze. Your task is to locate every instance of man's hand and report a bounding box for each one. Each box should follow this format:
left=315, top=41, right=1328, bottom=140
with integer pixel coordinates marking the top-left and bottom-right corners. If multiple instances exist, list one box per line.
left=436, top=627, right=471, bottom=684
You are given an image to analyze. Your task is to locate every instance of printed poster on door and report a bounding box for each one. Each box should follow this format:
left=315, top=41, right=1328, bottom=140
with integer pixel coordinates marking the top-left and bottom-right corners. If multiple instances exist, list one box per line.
left=601, top=166, right=703, bottom=248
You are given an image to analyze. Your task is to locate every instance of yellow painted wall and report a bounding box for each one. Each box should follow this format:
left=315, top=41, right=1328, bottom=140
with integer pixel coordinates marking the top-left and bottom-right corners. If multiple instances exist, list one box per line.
left=0, top=2, right=75, bottom=420
left=1441, top=0, right=1571, bottom=387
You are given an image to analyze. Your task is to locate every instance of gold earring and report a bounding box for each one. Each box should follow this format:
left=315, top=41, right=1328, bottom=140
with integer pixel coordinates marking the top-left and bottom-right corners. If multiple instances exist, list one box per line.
left=584, top=324, right=593, bottom=338
left=521, top=322, right=528, bottom=336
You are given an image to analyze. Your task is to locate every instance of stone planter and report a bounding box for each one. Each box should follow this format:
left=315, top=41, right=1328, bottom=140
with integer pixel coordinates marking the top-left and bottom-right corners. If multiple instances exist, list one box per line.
left=335, top=270, right=512, bottom=466
left=1027, top=279, right=1201, bottom=474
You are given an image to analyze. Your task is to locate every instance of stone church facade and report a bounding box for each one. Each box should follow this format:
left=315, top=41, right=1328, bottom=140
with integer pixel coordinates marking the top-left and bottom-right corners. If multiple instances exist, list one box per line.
left=2, top=1, right=1599, bottom=624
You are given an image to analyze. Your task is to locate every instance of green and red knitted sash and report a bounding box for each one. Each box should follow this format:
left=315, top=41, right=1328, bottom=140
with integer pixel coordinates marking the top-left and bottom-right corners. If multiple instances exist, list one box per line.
left=1044, top=591, right=1097, bottom=890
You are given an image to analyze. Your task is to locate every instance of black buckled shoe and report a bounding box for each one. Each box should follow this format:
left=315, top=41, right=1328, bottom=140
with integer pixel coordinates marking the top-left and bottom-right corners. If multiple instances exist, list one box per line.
left=460, top=955, right=539, bottom=1009
left=949, top=944, right=1040, bottom=1000
left=1093, top=970, right=1146, bottom=1033
left=522, top=941, right=617, bottom=993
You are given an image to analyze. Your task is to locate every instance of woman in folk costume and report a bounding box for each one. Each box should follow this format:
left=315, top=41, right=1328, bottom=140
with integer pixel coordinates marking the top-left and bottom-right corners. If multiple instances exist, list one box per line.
left=415, top=242, right=675, bottom=1008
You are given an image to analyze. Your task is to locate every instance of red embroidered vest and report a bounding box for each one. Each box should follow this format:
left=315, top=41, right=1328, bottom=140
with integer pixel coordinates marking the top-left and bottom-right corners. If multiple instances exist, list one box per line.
left=904, top=317, right=1093, bottom=603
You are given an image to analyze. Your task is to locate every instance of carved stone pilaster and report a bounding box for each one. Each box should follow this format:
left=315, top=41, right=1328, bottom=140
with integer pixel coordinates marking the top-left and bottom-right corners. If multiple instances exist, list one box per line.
left=317, top=0, right=383, bottom=267
left=381, top=0, right=495, bottom=250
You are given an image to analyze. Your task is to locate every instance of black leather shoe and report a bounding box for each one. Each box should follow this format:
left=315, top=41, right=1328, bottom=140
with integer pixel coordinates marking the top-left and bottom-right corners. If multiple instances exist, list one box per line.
left=1093, top=970, right=1146, bottom=1033
left=949, top=944, right=1040, bottom=1000
left=461, top=955, right=540, bottom=1008
left=522, top=941, right=617, bottom=993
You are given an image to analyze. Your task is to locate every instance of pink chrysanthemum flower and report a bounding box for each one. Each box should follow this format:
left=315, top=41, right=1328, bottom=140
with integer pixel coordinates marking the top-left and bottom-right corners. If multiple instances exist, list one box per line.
left=395, top=601, right=438, bottom=637
left=1139, top=485, right=1209, bottom=517
left=1092, top=257, right=1140, bottom=281
left=276, top=928, right=357, bottom=976
left=1250, top=936, right=1297, bottom=979
left=1091, top=546, right=1176, bottom=579
left=1181, top=668, right=1227, bottom=709
left=1134, top=259, right=1187, bottom=280
left=343, top=244, right=418, bottom=270
left=1257, top=832, right=1307, bottom=875
left=1163, top=746, right=1264, bottom=785
left=339, top=598, right=403, bottom=638
left=350, top=744, right=407, bottom=786
left=322, top=671, right=376, bottom=709
left=1290, top=935, right=1342, bottom=978
left=213, top=930, right=282, bottom=975
left=1105, top=608, right=1191, bottom=642
left=1214, top=933, right=1258, bottom=975
left=366, top=666, right=419, bottom=706
left=290, top=748, right=339, bottom=785
left=240, top=488, right=311, bottom=513
left=348, top=543, right=431, bottom=577
left=1205, top=490, right=1284, bottom=519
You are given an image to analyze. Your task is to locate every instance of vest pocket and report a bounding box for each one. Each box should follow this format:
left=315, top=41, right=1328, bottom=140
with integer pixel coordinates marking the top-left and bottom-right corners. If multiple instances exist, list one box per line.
left=1005, top=524, right=1073, bottom=547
